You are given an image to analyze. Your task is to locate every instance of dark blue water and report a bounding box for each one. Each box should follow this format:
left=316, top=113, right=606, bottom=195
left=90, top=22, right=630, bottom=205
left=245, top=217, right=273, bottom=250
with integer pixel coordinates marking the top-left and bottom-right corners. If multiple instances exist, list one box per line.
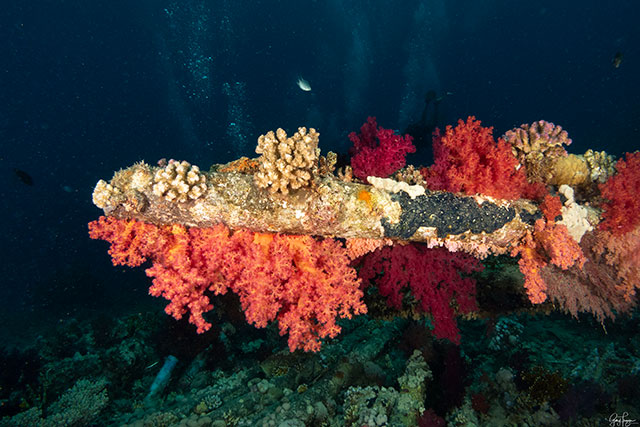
left=0, top=1, right=638, bottom=424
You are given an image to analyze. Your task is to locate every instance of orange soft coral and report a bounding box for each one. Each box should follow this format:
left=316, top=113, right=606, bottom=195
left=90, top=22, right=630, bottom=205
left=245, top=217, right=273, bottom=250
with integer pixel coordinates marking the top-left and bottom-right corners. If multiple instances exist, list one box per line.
left=88, top=216, right=164, bottom=267
left=88, top=217, right=366, bottom=352
left=512, top=232, right=549, bottom=304
left=534, top=219, right=586, bottom=270
left=540, top=194, right=563, bottom=222
left=512, top=218, right=586, bottom=305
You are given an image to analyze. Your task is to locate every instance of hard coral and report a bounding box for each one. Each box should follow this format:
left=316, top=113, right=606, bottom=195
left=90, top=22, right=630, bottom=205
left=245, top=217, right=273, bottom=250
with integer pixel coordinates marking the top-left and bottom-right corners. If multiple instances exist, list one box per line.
left=152, top=160, right=207, bottom=202
left=253, top=127, right=319, bottom=194
left=584, top=149, right=616, bottom=184
left=503, top=120, right=571, bottom=184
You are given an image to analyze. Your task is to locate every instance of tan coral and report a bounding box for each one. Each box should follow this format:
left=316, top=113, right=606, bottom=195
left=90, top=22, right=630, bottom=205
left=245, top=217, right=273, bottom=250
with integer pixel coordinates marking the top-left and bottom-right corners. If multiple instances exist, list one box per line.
left=584, top=149, right=616, bottom=184
left=92, top=162, right=153, bottom=213
left=92, top=179, right=122, bottom=210
left=152, top=160, right=208, bottom=203
left=317, top=151, right=337, bottom=176
left=253, top=127, right=319, bottom=194
left=394, top=165, right=427, bottom=186
left=503, top=121, right=571, bottom=184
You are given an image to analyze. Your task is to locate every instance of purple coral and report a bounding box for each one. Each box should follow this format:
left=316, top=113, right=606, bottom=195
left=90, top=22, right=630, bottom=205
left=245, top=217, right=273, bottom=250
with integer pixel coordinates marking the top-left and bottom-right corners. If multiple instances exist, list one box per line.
left=503, top=120, right=572, bottom=157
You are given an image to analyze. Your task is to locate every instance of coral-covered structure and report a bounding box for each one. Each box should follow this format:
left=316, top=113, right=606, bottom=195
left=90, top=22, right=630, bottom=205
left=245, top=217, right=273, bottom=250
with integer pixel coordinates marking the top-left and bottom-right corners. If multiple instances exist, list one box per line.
left=88, top=118, right=640, bottom=351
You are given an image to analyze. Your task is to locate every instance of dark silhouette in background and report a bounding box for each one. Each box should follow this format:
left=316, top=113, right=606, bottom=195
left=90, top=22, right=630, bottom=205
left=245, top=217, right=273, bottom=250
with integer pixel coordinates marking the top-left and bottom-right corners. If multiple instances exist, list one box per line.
left=404, top=90, right=449, bottom=165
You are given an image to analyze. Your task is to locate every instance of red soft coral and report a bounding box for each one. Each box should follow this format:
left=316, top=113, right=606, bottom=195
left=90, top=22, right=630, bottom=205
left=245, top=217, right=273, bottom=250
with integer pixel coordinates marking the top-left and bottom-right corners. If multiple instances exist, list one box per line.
left=599, top=151, right=640, bottom=235
left=88, top=217, right=366, bottom=352
left=421, top=116, right=545, bottom=200
left=357, top=244, right=482, bottom=344
left=349, top=116, right=416, bottom=180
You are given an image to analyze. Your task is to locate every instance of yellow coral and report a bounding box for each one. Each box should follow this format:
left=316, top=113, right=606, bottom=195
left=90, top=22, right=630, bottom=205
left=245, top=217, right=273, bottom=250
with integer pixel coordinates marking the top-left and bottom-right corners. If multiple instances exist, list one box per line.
left=253, top=127, right=319, bottom=194
left=584, top=149, right=616, bottom=183
left=548, top=154, right=590, bottom=186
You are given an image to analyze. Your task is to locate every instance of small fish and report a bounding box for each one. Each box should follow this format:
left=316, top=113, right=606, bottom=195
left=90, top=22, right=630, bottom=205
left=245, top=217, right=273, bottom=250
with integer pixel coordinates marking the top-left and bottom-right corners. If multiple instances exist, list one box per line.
left=13, top=168, right=34, bottom=185
left=612, top=51, right=623, bottom=68
left=296, top=77, right=311, bottom=92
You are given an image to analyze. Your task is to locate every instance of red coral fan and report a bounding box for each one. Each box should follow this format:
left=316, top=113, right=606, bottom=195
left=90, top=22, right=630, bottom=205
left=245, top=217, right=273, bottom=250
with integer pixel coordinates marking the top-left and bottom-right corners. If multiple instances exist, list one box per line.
left=357, top=244, right=482, bottom=344
left=421, top=116, right=545, bottom=200
left=511, top=215, right=639, bottom=323
left=88, top=217, right=366, bottom=352
left=599, top=151, right=640, bottom=235
left=349, top=116, right=416, bottom=180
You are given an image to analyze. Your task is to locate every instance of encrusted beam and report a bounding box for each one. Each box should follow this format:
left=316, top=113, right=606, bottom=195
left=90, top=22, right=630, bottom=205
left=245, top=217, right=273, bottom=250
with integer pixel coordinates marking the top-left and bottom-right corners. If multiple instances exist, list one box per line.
left=92, top=161, right=545, bottom=258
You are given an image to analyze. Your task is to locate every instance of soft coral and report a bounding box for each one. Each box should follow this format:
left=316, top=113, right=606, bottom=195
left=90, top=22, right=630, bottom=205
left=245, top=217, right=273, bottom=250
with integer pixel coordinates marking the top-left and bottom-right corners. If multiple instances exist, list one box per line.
left=599, top=151, right=640, bottom=235
left=349, top=116, right=416, bottom=180
left=358, top=244, right=482, bottom=344
left=422, top=116, right=545, bottom=200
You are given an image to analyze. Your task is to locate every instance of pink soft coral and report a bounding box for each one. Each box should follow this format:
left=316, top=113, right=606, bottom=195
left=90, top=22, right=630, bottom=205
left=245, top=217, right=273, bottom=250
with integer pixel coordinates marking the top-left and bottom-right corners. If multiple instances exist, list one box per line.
left=89, top=217, right=366, bottom=352
left=357, top=244, right=481, bottom=344
left=349, top=116, right=416, bottom=180
left=422, top=116, right=545, bottom=200
left=511, top=218, right=586, bottom=305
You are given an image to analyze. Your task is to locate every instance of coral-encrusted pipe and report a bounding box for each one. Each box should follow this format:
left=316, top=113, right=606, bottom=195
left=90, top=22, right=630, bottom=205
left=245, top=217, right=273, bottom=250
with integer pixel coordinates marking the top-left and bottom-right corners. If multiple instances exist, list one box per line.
left=92, top=161, right=545, bottom=258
